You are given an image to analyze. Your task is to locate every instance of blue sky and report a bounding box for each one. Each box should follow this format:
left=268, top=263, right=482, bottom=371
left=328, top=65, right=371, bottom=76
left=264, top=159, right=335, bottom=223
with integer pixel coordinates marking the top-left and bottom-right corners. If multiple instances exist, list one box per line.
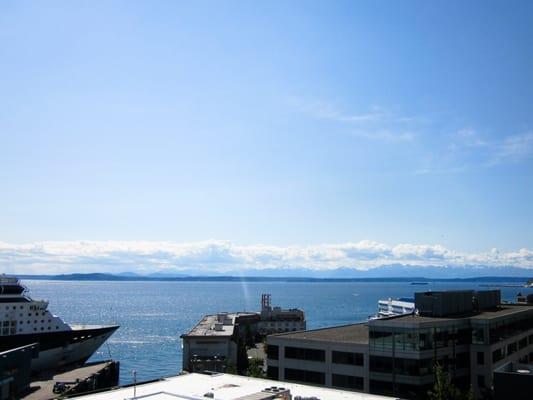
left=1, top=1, right=532, bottom=273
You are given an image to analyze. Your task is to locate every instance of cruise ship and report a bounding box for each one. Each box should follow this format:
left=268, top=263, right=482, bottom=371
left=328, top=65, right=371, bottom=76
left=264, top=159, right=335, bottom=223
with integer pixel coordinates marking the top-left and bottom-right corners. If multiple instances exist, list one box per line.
left=0, top=275, right=118, bottom=372
left=370, top=297, right=415, bottom=319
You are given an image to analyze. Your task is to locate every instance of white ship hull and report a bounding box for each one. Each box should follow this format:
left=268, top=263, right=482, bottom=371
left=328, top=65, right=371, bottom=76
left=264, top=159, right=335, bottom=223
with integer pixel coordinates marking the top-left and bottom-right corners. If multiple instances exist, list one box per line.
left=31, top=327, right=117, bottom=372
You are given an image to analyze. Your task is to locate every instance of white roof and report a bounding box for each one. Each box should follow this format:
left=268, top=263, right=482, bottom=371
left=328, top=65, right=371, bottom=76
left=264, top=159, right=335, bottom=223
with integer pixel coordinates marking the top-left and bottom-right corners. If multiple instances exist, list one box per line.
left=183, top=313, right=257, bottom=338
left=74, top=373, right=396, bottom=400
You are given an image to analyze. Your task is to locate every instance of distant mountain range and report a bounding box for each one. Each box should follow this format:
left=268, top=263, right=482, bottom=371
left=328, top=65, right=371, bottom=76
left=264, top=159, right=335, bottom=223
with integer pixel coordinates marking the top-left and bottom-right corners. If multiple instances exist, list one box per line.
left=14, top=264, right=533, bottom=282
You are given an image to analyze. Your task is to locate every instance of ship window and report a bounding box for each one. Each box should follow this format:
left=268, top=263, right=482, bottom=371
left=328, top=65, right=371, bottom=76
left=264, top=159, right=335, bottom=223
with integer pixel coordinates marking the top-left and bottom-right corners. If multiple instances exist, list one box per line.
left=20, top=306, right=23, bottom=309
left=28, top=313, right=31, bottom=316
left=34, top=320, right=37, bottom=323
left=56, top=326, right=59, bottom=329
left=2, top=321, right=8, bottom=327
left=34, top=328, right=37, bottom=331
left=19, top=314, right=22, bottom=317
left=48, top=327, right=51, bottom=330
left=41, top=327, right=44, bottom=330
left=27, top=320, right=30, bottom=324
left=12, top=306, right=15, bottom=310
left=48, top=319, right=51, bottom=323
left=41, top=320, right=44, bottom=323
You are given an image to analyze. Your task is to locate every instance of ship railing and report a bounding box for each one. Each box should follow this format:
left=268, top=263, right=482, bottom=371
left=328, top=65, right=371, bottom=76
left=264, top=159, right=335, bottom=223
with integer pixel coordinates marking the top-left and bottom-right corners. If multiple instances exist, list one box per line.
left=0, top=276, right=19, bottom=284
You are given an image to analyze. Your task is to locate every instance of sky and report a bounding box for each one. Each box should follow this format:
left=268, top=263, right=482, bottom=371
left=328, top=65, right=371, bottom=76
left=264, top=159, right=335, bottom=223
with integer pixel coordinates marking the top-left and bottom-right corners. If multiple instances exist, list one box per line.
left=0, top=1, right=532, bottom=274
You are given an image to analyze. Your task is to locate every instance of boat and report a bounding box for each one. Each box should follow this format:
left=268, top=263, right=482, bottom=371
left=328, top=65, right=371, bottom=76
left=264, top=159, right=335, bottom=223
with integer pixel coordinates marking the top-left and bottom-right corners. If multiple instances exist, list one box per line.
left=0, top=275, right=118, bottom=372
left=370, top=297, right=415, bottom=319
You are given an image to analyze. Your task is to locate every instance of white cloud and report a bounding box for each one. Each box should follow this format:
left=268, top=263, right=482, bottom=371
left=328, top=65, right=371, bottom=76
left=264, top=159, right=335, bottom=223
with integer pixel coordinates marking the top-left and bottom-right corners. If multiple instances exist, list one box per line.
left=419, top=129, right=533, bottom=174
left=0, top=240, right=531, bottom=275
left=287, top=97, right=415, bottom=142
left=490, top=131, right=533, bottom=165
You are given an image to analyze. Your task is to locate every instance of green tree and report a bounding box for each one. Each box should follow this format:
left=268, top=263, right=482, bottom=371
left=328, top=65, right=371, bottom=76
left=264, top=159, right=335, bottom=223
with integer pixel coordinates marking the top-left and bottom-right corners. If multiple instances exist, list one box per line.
left=465, top=386, right=475, bottom=400
left=245, top=357, right=265, bottom=378
left=427, top=364, right=462, bottom=400
left=225, top=361, right=237, bottom=375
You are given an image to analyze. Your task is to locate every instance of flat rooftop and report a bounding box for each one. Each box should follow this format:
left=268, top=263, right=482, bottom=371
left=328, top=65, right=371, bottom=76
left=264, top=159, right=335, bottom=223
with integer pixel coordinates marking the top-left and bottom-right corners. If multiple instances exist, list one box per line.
left=270, top=323, right=369, bottom=344
left=72, top=372, right=395, bottom=400
left=182, top=312, right=257, bottom=337
left=370, top=304, right=533, bottom=327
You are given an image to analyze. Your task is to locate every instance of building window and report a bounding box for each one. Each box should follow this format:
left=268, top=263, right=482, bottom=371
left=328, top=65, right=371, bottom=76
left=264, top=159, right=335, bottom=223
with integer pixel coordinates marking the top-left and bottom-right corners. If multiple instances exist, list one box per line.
left=284, top=368, right=325, bottom=385
left=266, top=366, right=278, bottom=379
left=477, top=375, right=485, bottom=388
left=477, top=352, right=484, bottom=365
left=472, top=328, right=485, bottom=344
left=456, top=352, right=470, bottom=369
left=492, top=348, right=503, bottom=363
left=267, top=345, right=279, bottom=360
left=332, top=374, right=364, bottom=390
left=369, top=356, right=393, bottom=373
left=332, top=351, right=364, bottom=366
left=285, top=346, right=325, bottom=362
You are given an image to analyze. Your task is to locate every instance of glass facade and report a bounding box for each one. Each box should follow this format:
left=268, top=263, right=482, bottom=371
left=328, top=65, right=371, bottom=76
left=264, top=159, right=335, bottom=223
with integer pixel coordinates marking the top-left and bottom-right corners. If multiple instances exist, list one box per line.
left=369, top=356, right=433, bottom=376
left=369, top=326, right=470, bottom=351
left=489, top=315, right=533, bottom=344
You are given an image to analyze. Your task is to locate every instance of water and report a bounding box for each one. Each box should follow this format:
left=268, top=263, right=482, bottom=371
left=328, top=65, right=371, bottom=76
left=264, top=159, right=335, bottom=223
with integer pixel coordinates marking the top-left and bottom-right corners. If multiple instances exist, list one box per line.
left=25, top=279, right=533, bottom=384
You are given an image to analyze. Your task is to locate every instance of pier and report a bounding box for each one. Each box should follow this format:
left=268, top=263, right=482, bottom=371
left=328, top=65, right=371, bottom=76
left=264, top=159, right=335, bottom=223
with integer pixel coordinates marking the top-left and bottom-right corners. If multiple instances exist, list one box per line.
left=21, top=361, right=119, bottom=400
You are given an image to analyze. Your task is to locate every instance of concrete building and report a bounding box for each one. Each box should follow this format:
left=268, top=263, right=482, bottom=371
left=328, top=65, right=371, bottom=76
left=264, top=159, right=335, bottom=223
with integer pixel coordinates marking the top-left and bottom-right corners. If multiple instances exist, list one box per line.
left=493, top=362, right=533, bottom=400
left=181, top=295, right=305, bottom=373
left=70, top=372, right=398, bottom=400
left=267, top=323, right=369, bottom=392
left=181, top=312, right=260, bottom=373
left=266, top=290, right=533, bottom=399
left=258, top=294, right=306, bottom=335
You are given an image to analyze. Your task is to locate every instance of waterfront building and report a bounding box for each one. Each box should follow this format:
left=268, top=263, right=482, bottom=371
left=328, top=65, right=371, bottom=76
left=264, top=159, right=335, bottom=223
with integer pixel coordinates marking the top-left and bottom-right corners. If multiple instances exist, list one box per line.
left=71, top=372, right=397, bottom=400
left=266, top=290, right=533, bottom=399
left=258, top=294, right=306, bottom=335
left=181, top=294, right=305, bottom=373
left=181, top=312, right=260, bottom=373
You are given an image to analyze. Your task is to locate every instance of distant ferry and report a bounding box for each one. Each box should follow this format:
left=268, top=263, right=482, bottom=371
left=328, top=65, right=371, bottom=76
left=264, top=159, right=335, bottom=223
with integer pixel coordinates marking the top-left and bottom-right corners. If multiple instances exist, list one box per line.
left=370, top=297, right=415, bottom=319
left=0, top=275, right=118, bottom=372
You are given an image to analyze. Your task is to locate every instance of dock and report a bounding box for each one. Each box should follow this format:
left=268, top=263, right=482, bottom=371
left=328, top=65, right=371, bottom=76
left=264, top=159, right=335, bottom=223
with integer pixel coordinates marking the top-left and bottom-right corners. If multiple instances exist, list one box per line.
left=22, top=361, right=119, bottom=400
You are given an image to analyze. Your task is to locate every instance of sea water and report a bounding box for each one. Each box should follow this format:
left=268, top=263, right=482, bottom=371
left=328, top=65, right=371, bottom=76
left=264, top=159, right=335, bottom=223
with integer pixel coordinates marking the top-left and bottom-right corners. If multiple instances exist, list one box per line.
left=26, top=279, right=533, bottom=384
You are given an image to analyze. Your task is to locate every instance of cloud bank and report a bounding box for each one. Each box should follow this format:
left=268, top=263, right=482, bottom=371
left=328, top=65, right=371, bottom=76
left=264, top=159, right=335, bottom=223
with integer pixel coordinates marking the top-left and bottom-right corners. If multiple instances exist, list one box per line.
left=1, top=240, right=532, bottom=275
